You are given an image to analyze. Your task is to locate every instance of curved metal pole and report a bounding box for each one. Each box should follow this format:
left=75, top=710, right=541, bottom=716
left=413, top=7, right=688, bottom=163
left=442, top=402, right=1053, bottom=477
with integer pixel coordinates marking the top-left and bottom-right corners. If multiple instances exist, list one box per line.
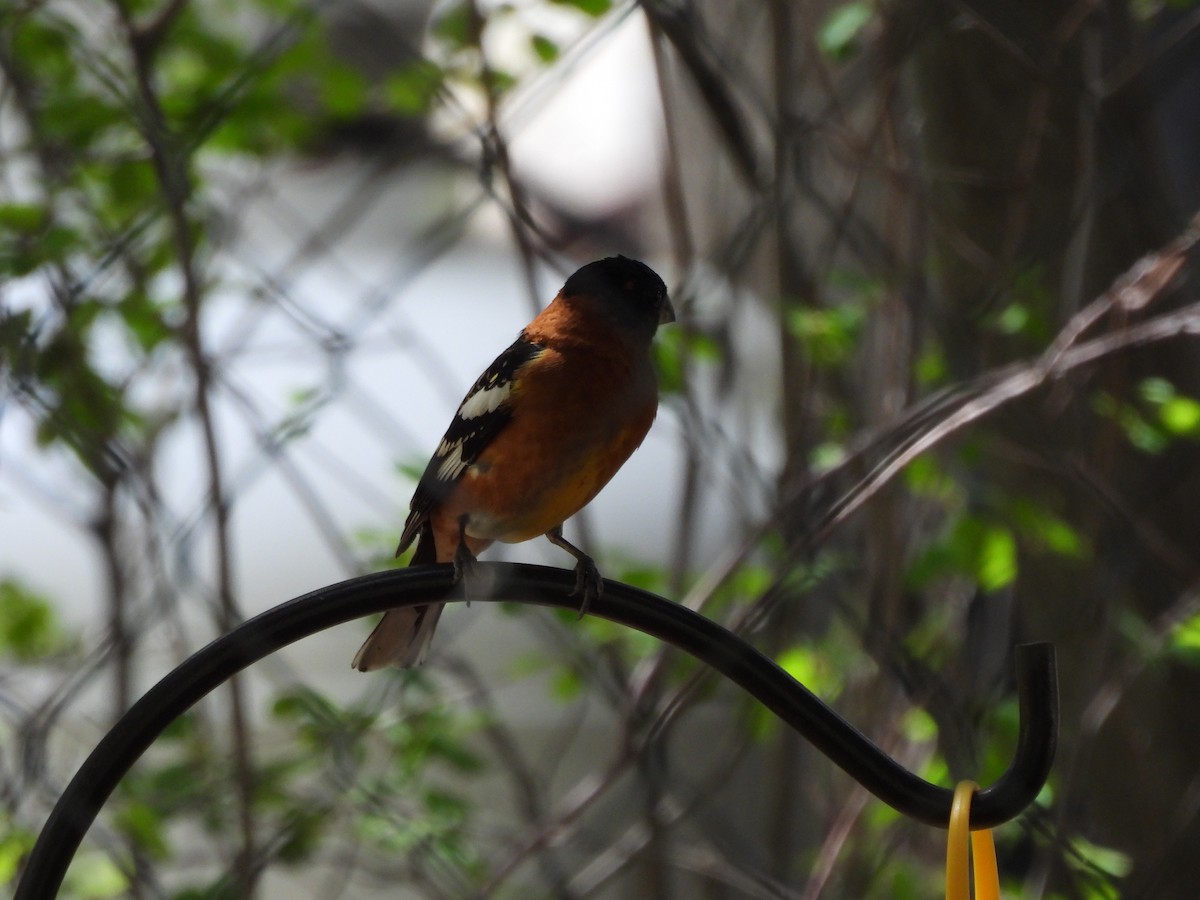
left=16, top=564, right=1057, bottom=898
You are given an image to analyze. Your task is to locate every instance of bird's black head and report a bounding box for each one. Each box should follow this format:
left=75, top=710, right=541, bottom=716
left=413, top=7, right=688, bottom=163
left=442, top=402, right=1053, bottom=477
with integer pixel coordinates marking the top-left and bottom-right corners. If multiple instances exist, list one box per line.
left=561, top=256, right=674, bottom=335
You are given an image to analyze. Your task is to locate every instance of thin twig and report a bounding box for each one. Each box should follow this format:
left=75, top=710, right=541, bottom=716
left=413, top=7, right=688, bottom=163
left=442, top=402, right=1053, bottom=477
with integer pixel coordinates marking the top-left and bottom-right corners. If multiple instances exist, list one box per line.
left=805, top=211, right=1200, bottom=551
left=111, top=0, right=259, bottom=891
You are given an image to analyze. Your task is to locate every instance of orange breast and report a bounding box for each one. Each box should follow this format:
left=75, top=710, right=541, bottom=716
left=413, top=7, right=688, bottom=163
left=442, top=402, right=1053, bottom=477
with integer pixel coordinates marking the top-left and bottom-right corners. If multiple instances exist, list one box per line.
left=439, top=342, right=658, bottom=544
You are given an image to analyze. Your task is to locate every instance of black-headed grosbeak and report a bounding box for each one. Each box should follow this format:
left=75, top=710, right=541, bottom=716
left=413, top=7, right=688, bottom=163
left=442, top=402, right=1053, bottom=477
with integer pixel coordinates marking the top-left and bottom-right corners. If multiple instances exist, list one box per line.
left=353, top=256, right=674, bottom=670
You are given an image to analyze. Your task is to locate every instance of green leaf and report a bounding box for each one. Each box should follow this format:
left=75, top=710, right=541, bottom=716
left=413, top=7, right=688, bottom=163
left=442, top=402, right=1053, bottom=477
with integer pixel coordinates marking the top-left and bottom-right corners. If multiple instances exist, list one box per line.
left=1160, top=396, right=1200, bottom=435
left=174, top=877, right=243, bottom=900
left=531, top=34, right=560, bottom=63
left=901, top=707, right=938, bottom=743
left=786, top=302, right=865, bottom=367
left=507, top=649, right=551, bottom=679
left=994, top=302, right=1029, bottom=335
left=0, top=204, right=47, bottom=232
left=1137, top=377, right=1200, bottom=437
left=914, top=345, right=947, bottom=386
left=0, top=819, right=35, bottom=885
left=160, top=711, right=198, bottom=742
left=1139, top=376, right=1175, bottom=405
left=0, top=578, right=66, bottom=661
left=320, top=62, right=370, bottom=118
left=11, top=16, right=73, bottom=70
left=1031, top=517, right=1083, bottom=557
left=1169, top=611, right=1200, bottom=663
left=653, top=330, right=685, bottom=394
left=106, top=160, right=159, bottom=216
left=903, top=455, right=959, bottom=502
left=488, top=67, right=517, bottom=95
left=1092, top=391, right=1168, bottom=454
left=123, top=759, right=211, bottom=815
left=884, top=862, right=928, bottom=900
left=0, top=206, right=80, bottom=276
left=276, top=807, right=327, bottom=864
left=1124, top=415, right=1167, bottom=453
left=994, top=267, right=1053, bottom=341
left=43, top=90, right=124, bottom=148
left=747, top=700, right=781, bottom=742
left=810, top=442, right=846, bottom=472
left=550, top=667, right=583, bottom=702
left=777, top=644, right=842, bottom=698
left=117, top=291, right=173, bottom=353
left=1009, top=499, right=1087, bottom=559
left=63, top=852, right=129, bottom=899
left=549, top=0, right=613, bottom=17
left=974, top=524, right=1017, bottom=591
left=1068, top=837, right=1132, bottom=879
left=729, top=563, right=773, bottom=600
left=613, top=561, right=668, bottom=594
left=423, top=787, right=469, bottom=819
left=818, top=2, right=873, bottom=59
left=433, top=2, right=475, bottom=50
left=115, top=802, right=170, bottom=860
left=906, top=516, right=1018, bottom=592
left=384, top=63, right=443, bottom=115
left=0, top=309, right=34, bottom=366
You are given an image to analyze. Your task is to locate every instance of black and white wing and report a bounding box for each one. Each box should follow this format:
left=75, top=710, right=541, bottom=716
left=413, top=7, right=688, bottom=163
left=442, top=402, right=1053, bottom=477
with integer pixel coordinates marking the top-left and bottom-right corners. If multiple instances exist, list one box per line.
left=396, top=334, right=544, bottom=554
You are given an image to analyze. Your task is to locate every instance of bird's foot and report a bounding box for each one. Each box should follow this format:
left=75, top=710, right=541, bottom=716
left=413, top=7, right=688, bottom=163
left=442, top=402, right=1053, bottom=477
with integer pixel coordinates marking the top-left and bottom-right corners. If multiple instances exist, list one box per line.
left=571, top=556, right=603, bottom=619
left=546, top=526, right=603, bottom=619
left=453, top=532, right=479, bottom=605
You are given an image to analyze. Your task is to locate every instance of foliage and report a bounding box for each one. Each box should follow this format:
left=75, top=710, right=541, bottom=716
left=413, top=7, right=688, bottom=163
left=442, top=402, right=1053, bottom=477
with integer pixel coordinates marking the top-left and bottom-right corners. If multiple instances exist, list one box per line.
left=0, top=578, right=70, bottom=660
left=0, top=0, right=478, bottom=893
left=818, top=2, right=874, bottom=60
left=3, top=0, right=1198, bottom=897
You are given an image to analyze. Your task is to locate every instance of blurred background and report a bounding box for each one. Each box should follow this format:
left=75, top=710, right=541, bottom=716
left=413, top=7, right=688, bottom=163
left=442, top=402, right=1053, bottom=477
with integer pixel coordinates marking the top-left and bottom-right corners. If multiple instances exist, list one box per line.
left=2, top=0, right=1200, bottom=897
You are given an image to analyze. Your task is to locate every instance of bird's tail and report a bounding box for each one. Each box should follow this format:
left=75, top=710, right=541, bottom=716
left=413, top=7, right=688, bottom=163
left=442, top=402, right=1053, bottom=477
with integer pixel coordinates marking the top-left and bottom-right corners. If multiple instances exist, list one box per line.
left=352, top=523, right=444, bottom=671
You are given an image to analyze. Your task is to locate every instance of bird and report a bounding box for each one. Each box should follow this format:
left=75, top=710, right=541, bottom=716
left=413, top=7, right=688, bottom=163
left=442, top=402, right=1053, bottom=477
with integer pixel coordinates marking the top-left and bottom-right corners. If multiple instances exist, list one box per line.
left=353, top=256, right=675, bottom=670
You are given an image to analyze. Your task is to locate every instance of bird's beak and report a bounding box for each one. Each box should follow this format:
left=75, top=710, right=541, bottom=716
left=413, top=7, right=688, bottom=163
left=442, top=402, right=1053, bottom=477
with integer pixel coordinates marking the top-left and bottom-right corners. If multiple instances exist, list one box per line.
left=659, top=296, right=676, bottom=325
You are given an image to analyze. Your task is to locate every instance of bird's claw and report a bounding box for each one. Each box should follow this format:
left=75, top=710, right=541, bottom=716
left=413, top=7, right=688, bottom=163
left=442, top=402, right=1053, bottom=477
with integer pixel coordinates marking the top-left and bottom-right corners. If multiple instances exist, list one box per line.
left=454, top=542, right=479, bottom=605
left=571, top=557, right=603, bottom=619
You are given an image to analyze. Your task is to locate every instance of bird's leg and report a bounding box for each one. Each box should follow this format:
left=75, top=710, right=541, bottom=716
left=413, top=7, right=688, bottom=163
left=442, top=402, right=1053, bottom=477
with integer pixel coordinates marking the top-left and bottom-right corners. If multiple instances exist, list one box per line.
left=545, top=525, right=603, bottom=618
left=454, top=515, right=479, bottom=604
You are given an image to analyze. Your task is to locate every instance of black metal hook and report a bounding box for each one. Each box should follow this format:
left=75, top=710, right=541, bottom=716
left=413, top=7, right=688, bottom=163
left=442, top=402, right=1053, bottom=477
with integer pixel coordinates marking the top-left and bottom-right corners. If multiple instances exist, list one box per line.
left=15, top=564, right=1057, bottom=898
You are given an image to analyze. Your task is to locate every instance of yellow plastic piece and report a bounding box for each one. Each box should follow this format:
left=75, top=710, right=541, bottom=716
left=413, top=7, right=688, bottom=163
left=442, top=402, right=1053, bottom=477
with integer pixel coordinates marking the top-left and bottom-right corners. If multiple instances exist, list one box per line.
left=972, top=826, right=999, bottom=900
left=946, top=781, right=1000, bottom=900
